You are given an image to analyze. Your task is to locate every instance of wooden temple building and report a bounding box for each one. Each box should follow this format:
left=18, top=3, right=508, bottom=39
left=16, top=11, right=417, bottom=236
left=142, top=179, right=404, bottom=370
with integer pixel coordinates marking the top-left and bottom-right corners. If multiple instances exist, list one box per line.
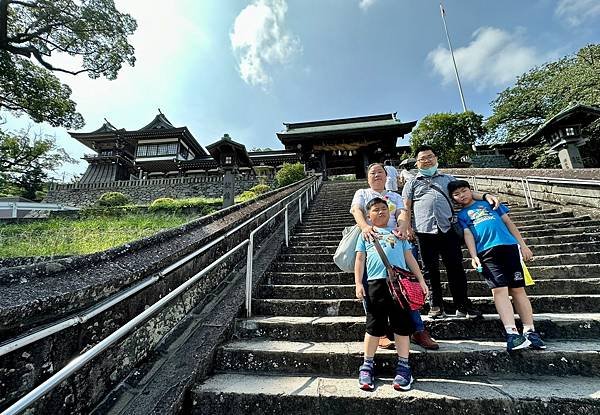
left=70, top=112, right=417, bottom=184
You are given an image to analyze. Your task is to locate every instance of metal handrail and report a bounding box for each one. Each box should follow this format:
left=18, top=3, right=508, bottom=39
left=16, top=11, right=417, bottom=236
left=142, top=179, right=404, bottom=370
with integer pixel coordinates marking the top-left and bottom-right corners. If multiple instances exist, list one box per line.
left=455, top=173, right=600, bottom=208
left=1, top=176, right=321, bottom=415
left=0, top=177, right=319, bottom=359
left=245, top=178, right=321, bottom=318
left=0, top=239, right=250, bottom=415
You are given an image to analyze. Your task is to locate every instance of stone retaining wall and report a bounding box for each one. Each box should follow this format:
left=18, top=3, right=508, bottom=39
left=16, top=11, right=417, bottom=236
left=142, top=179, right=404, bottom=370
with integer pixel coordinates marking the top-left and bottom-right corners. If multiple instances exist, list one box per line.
left=0, top=177, right=314, bottom=414
left=44, top=177, right=274, bottom=207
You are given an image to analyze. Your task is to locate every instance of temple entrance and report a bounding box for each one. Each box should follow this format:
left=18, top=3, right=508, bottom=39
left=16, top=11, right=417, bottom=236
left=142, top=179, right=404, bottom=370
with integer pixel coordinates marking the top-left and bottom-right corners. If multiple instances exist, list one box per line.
left=277, top=113, right=416, bottom=180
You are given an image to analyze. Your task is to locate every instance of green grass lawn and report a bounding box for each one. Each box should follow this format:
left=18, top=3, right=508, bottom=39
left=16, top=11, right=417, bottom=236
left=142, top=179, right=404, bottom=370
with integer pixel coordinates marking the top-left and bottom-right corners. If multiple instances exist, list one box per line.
left=0, top=213, right=196, bottom=258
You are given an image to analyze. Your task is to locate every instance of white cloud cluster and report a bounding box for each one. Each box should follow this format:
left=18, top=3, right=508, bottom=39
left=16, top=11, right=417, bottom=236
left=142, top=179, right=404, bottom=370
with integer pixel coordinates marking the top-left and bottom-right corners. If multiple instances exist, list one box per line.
left=230, top=0, right=301, bottom=88
left=555, top=0, right=600, bottom=26
left=359, top=0, right=376, bottom=11
left=427, top=27, right=544, bottom=90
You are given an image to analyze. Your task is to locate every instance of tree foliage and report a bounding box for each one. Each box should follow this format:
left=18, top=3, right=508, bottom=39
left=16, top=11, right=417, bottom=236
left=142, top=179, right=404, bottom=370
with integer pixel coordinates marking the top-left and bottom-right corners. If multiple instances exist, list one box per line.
left=485, top=44, right=600, bottom=167
left=0, top=0, right=137, bottom=128
left=274, top=162, right=305, bottom=187
left=410, top=111, right=485, bottom=166
left=0, top=127, right=75, bottom=199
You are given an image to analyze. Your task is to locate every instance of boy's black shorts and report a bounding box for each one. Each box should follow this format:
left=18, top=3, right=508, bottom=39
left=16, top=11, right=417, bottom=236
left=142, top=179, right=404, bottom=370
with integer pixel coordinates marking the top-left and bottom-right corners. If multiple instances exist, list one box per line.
left=365, top=279, right=414, bottom=337
left=478, top=244, right=526, bottom=289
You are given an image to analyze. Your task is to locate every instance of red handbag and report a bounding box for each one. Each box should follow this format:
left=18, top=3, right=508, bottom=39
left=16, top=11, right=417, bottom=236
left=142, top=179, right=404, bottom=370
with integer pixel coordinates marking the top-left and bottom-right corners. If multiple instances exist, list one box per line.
left=372, top=238, right=426, bottom=311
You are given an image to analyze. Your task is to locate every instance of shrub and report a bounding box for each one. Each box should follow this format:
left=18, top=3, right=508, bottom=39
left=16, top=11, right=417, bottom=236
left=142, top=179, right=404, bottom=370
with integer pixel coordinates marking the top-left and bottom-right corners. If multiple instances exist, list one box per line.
left=149, top=197, right=177, bottom=212
left=274, top=162, right=305, bottom=188
left=97, top=192, right=131, bottom=207
left=236, top=191, right=258, bottom=203
left=248, top=184, right=270, bottom=194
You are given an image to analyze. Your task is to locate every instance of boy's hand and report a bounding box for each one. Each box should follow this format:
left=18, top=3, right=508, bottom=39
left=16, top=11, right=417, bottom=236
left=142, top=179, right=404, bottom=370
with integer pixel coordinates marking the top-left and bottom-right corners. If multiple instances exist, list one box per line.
left=355, top=283, right=366, bottom=299
left=520, top=245, right=533, bottom=261
left=471, top=257, right=482, bottom=270
left=419, top=280, right=429, bottom=298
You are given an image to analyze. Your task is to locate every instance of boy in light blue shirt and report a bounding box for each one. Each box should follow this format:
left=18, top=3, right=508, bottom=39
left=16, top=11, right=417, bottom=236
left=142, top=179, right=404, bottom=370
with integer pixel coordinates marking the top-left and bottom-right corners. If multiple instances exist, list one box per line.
left=354, top=197, right=428, bottom=391
left=449, top=180, right=546, bottom=352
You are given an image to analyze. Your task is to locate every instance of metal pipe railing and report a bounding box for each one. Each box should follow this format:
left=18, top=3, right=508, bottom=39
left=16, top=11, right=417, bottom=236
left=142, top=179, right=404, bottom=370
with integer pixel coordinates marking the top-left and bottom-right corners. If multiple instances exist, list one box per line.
left=0, top=176, right=321, bottom=415
left=0, top=239, right=250, bottom=415
left=0, top=177, right=319, bottom=359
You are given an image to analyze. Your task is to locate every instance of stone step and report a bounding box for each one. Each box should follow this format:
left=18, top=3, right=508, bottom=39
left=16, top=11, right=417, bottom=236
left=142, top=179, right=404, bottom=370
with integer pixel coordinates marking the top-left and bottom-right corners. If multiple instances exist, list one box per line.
left=234, top=313, right=600, bottom=342
left=270, top=252, right=600, bottom=273
left=281, top=241, right=600, bottom=257
left=266, top=264, right=600, bottom=285
left=299, top=209, right=567, bottom=227
left=214, top=338, right=600, bottom=377
left=289, top=226, right=600, bottom=243
left=251, top=295, right=600, bottom=316
left=258, top=278, right=600, bottom=299
left=192, top=373, right=600, bottom=415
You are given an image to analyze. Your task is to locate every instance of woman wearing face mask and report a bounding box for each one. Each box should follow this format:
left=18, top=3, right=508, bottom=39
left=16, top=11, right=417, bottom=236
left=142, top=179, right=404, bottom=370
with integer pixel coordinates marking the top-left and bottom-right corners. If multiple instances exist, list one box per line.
left=398, top=145, right=499, bottom=320
left=350, top=163, right=439, bottom=350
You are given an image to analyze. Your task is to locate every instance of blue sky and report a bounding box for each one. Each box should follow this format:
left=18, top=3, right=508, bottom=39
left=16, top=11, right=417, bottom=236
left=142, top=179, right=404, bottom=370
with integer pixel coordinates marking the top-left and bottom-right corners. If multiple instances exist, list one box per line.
left=5, top=0, right=600, bottom=180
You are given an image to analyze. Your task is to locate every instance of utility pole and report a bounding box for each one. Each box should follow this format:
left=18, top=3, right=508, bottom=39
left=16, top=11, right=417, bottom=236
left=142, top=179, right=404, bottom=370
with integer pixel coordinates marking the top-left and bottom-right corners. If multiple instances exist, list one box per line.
left=440, top=2, right=467, bottom=112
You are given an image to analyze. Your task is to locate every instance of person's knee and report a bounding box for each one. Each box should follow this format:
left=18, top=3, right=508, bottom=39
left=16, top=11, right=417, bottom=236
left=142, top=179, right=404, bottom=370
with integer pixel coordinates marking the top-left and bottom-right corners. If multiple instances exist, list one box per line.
left=492, top=286, right=510, bottom=300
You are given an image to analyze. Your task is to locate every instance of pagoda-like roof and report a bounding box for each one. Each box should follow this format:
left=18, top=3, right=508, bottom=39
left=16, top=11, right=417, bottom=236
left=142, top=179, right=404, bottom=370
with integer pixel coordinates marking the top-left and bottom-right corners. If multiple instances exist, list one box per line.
left=518, top=104, right=600, bottom=143
left=278, top=113, right=416, bottom=138
left=137, top=112, right=175, bottom=131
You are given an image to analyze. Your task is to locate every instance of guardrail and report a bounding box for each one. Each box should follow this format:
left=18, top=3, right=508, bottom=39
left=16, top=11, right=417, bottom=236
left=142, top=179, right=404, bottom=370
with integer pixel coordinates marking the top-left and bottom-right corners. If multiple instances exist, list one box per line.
left=455, top=174, right=600, bottom=208
left=0, top=176, right=322, bottom=415
left=0, top=202, right=79, bottom=218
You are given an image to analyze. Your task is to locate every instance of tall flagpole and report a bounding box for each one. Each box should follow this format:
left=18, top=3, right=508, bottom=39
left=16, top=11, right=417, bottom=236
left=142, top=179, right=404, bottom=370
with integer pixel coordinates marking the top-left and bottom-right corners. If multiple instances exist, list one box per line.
left=439, top=2, right=467, bottom=112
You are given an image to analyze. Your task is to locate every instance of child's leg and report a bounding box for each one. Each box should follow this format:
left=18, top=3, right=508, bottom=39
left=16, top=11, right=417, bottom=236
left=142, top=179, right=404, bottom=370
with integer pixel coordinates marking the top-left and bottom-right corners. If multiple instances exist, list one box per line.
left=509, top=287, right=534, bottom=327
left=393, top=334, right=410, bottom=358
left=364, top=333, right=380, bottom=358
left=492, top=287, right=517, bottom=329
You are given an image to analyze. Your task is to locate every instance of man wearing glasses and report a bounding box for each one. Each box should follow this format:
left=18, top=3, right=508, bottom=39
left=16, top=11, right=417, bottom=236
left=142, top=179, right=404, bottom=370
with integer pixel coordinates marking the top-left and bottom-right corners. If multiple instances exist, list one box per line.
left=398, top=145, right=499, bottom=319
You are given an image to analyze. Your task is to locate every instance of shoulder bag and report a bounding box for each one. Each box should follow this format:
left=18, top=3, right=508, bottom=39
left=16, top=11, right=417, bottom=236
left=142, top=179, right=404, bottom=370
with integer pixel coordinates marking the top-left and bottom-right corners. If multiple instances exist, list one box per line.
left=333, top=225, right=361, bottom=272
left=372, top=237, right=425, bottom=311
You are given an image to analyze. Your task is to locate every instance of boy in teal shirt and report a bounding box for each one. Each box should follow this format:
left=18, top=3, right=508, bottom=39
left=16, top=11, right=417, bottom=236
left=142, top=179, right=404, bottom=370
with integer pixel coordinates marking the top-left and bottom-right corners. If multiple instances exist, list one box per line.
left=448, top=180, right=545, bottom=352
left=355, top=197, right=428, bottom=391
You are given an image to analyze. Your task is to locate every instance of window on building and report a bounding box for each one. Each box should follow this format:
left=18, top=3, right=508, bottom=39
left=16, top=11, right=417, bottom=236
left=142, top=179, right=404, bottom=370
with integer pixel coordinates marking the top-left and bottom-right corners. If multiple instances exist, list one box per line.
left=137, top=143, right=178, bottom=157
left=179, top=146, right=189, bottom=160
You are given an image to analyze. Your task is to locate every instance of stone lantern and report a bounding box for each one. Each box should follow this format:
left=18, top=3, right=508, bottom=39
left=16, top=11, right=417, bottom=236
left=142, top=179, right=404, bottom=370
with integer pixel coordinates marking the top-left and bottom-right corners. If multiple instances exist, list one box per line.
left=520, top=104, right=600, bottom=169
left=206, top=134, right=255, bottom=208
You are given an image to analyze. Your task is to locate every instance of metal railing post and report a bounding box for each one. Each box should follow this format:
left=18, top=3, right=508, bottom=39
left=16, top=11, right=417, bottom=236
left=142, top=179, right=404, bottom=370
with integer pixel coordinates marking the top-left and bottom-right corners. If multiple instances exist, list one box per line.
left=11, top=202, right=17, bottom=218
left=520, top=179, right=531, bottom=207
left=245, top=238, right=254, bottom=318
left=284, top=207, right=289, bottom=247
left=298, top=199, right=302, bottom=223
left=305, top=190, right=309, bottom=209
left=525, top=178, right=534, bottom=207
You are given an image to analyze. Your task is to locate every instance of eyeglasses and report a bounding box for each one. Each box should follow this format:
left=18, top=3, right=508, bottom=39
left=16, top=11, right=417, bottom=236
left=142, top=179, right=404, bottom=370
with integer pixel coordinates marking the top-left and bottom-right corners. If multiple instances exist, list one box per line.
left=416, top=155, right=436, bottom=162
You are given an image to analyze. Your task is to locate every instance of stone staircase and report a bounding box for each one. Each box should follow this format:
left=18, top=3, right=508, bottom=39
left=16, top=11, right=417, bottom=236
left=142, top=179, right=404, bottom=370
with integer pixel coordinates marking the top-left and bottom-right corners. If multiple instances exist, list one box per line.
left=191, top=180, right=600, bottom=414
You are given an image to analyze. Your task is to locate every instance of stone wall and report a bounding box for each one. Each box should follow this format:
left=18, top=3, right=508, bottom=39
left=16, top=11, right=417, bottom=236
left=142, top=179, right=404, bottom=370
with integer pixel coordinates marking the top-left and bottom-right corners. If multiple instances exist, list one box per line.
left=0, top=177, right=316, bottom=414
left=44, top=177, right=274, bottom=207
left=446, top=168, right=600, bottom=218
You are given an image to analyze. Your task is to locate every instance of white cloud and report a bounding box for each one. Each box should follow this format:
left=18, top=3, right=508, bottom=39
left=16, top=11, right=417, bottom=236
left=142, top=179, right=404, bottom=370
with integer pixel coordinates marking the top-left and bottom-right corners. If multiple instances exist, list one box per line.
left=555, top=0, right=600, bottom=26
left=230, top=0, right=301, bottom=88
left=427, top=27, right=545, bottom=90
left=359, top=0, right=376, bottom=11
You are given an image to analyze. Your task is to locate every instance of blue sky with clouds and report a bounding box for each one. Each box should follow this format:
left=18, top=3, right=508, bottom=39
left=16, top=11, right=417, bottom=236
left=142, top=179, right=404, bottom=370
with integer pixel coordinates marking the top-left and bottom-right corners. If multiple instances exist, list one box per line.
left=5, top=0, right=600, bottom=179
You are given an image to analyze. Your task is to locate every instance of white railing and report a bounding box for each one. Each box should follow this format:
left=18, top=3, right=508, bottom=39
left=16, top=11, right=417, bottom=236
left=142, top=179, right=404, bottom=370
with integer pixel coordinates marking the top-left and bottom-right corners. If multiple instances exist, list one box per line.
left=0, top=202, right=79, bottom=218
left=0, top=175, right=322, bottom=415
left=455, top=174, right=600, bottom=208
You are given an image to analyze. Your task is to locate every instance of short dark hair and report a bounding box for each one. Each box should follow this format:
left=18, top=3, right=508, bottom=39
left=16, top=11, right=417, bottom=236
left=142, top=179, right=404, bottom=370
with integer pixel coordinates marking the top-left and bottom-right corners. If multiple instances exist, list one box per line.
left=366, top=197, right=387, bottom=211
left=447, top=180, right=471, bottom=194
left=384, top=160, right=391, bottom=166
left=414, top=145, right=436, bottom=158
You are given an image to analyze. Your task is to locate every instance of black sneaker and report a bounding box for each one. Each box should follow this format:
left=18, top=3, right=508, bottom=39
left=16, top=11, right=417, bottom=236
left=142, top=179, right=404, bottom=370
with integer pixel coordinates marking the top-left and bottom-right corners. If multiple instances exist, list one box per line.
left=506, top=333, right=531, bottom=352
left=455, top=306, right=483, bottom=319
left=524, top=330, right=547, bottom=350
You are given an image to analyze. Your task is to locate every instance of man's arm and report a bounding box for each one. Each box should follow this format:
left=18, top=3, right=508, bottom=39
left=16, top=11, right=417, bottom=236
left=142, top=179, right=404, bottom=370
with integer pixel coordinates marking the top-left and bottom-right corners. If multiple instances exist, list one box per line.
left=472, top=191, right=500, bottom=210
left=397, top=198, right=413, bottom=239
left=501, top=214, right=533, bottom=261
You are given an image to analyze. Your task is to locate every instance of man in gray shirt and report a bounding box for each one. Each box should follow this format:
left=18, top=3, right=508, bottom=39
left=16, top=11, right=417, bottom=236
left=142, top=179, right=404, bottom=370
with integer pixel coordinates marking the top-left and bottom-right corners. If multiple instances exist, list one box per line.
left=399, top=145, right=499, bottom=319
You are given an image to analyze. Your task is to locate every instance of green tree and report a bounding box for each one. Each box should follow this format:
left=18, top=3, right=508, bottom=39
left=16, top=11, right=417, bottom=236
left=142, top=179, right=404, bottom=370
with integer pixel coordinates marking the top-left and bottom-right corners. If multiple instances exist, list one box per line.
left=274, top=162, right=305, bottom=187
left=486, top=44, right=600, bottom=166
left=0, top=0, right=137, bottom=128
left=410, top=111, right=485, bottom=166
left=0, top=127, right=75, bottom=199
